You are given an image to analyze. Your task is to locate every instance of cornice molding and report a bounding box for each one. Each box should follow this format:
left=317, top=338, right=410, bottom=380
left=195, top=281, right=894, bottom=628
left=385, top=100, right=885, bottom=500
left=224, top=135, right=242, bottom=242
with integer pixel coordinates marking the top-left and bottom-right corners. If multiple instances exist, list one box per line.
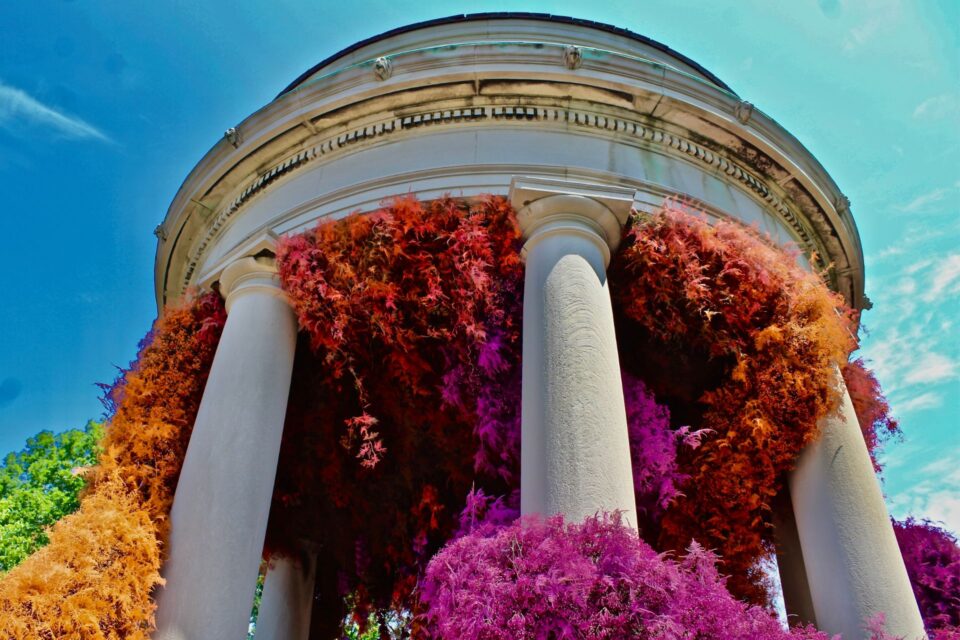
left=157, top=31, right=863, bottom=311
left=174, top=100, right=833, bottom=297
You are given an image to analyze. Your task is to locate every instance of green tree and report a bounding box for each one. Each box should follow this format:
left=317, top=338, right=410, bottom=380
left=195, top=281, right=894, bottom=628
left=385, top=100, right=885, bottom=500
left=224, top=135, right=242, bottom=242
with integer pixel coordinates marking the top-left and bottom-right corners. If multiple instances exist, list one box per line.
left=0, top=421, right=103, bottom=571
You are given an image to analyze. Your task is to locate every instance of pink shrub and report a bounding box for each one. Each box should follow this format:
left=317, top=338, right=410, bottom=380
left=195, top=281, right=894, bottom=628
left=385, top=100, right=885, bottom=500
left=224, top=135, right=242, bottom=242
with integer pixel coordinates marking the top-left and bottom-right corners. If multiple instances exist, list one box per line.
left=893, top=518, right=960, bottom=632
left=420, top=513, right=831, bottom=640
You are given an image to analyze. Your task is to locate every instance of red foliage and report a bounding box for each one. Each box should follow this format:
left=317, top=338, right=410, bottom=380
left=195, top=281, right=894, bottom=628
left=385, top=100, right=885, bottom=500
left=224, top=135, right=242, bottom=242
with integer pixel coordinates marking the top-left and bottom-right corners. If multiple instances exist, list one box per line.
left=270, top=196, right=524, bottom=624
left=843, top=357, right=900, bottom=471
left=609, top=205, right=857, bottom=603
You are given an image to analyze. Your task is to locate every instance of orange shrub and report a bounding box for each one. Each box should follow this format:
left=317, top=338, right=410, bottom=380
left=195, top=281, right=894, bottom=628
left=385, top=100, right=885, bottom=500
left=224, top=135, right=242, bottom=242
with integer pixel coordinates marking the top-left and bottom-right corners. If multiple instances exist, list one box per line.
left=609, top=204, right=857, bottom=603
left=0, top=293, right=225, bottom=636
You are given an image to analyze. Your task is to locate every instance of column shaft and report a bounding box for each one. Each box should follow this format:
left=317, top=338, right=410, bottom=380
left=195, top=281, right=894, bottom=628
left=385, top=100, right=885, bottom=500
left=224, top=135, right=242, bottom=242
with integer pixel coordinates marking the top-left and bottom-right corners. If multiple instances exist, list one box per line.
left=155, top=257, right=298, bottom=640
left=254, top=552, right=317, bottom=640
left=789, top=378, right=925, bottom=639
left=518, top=192, right=636, bottom=526
left=772, top=487, right=817, bottom=626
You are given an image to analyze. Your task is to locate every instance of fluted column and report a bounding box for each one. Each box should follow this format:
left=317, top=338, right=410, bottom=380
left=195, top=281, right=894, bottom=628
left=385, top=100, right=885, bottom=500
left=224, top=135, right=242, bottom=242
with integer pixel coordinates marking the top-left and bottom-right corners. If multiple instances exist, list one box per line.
left=788, top=375, right=925, bottom=639
left=155, top=255, right=298, bottom=640
left=512, top=178, right=637, bottom=526
left=254, top=550, right=318, bottom=640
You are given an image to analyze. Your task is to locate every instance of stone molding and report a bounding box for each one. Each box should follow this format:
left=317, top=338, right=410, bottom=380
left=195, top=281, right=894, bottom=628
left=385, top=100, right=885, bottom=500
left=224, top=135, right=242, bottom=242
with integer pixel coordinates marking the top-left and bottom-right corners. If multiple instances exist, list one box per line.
left=175, top=101, right=828, bottom=296
left=511, top=177, right=636, bottom=266
left=218, top=256, right=285, bottom=313
left=157, top=21, right=863, bottom=312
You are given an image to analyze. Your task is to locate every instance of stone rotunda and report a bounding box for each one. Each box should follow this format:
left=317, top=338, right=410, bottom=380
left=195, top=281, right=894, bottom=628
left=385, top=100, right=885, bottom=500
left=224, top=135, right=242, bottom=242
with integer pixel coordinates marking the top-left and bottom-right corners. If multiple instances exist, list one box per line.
left=151, top=14, right=925, bottom=640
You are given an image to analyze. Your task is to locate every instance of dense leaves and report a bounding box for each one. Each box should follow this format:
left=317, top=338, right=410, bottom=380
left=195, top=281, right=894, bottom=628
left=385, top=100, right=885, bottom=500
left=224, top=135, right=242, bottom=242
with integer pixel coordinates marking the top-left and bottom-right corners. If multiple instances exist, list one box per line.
left=0, top=477, right=160, bottom=639
left=0, top=293, right=225, bottom=638
left=0, top=196, right=913, bottom=637
left=894, top=518, right=960, bottom=633
left=420, top=513, right=831, bottom=640
left=0, top=422, right=102, bottom=572
left=609, top=205, right=857, bottom=603
left=270, top=196, right=524, bottom=626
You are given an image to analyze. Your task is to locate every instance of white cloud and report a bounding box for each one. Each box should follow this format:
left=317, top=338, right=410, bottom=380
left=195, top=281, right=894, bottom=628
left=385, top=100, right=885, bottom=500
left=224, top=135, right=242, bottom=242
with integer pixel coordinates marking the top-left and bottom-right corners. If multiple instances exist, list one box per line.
left=925, top=254, right=960, bottom=302
left=912, top=94, right=960, bottom=120
left=0, top=80, right=110, bottom=142
left=902, top=352, right=958, bottom=385
left=894, top=391, right=942, bottom=413
left=889, top=470, right=960, bottom=538
left=904, top=257, right=934, bottom=275
left=843, top=15, right=883, bottom=51
left=899, top=187, right=952, bottom=213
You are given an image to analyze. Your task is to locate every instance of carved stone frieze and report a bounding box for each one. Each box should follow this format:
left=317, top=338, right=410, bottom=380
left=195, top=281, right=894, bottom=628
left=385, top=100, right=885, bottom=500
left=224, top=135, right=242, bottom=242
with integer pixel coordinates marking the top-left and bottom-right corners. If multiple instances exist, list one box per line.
left=178, top=100, right=830, bottom=294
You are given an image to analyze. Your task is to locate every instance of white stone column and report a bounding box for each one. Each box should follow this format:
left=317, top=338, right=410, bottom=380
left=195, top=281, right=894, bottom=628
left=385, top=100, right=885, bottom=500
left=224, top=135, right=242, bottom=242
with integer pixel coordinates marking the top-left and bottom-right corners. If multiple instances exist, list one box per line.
left=254, top=550, right=318, bottom=640
left=154, top=255, right=298, bottom=640
left=511, top=178, right=638, bottom=527
left=772, top=488, right=817, bottom=626
left=789, top=375, right=926, bottom=640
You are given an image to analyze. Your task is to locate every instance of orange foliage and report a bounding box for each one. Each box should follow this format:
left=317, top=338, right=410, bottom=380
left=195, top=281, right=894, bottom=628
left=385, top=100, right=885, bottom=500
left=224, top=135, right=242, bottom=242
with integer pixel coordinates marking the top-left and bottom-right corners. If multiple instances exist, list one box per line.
left=610, top=205, right=857, bottom=603
left=92, top=292, right=225, bottom=530
left=0, top=477, right=160, bottom=639
left=0, top=293, right=225, bottom=637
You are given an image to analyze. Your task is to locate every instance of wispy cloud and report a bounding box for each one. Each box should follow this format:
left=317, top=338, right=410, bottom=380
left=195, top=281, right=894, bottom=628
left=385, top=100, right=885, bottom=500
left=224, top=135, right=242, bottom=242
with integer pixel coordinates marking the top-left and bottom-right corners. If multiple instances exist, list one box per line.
left=0, top=80, right=110, bottom=142
left=895, top=391, right=942, bottom=413
left=843, top=16, right=883, bottom=51
left=926, top=254, right=960, bottom=302
left=913, top=94, right=960, bottom=120
left=902, top=352, right=958, bottom=386
left=888, top=457, right=960, bottom=536
left=898, top=186, right=954, bottom=213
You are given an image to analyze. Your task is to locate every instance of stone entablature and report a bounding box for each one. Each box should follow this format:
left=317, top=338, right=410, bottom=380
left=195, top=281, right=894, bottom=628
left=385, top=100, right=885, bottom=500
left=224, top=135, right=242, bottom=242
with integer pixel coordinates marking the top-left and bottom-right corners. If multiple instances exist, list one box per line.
left=155, top=15, right=864, bottom=312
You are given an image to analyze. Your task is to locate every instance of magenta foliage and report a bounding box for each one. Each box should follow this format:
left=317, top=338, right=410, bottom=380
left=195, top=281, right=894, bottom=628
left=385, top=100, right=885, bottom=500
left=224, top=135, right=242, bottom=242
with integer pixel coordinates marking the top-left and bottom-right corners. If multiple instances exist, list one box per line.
left=420, top=513, right=831, bottom=640
left=455, top=487, right=520, bottom=538
left=893, top=518, right=960, bottom=632
left=471, top=333, right=522, bottom=485
left=622, top=371, right=705, bottom=526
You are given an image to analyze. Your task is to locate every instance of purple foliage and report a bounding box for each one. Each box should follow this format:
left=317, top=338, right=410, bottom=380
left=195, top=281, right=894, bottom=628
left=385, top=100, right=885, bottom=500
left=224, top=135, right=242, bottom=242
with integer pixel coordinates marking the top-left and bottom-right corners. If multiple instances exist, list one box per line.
left=455, top=487, right=520, bottom=538
left=622, top=372, right=706, bottom=526
left=893, top=518, right=960, bottom=632
left=420, top=513, right=831, bottom=640
left=473, top=374, right=521, bottom=484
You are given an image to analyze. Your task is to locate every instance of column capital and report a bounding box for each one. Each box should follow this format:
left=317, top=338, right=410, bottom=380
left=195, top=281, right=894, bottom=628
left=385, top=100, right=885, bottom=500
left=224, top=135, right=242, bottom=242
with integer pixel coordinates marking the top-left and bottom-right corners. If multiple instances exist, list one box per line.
left=219, top=255, right=285, bottom=313
left=509, top=177, right=636, bottom=267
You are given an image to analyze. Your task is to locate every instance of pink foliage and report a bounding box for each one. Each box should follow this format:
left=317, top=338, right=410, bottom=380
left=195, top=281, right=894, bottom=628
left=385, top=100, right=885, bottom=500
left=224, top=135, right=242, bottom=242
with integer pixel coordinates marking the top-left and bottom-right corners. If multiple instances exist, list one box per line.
left=420, top=513, right=831, bottom=640
left=455, top=487, right=520, bottom=538
left=622, top=372, right=706, bottom=529
left=893, top=518, right=960, bottom=632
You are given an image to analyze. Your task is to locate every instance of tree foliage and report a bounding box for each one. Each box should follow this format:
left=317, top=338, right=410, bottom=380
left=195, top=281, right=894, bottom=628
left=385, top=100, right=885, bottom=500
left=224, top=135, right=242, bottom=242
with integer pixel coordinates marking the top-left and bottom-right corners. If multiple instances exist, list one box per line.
left=0, top=293, right=225, bottom=638
left=894, top=518, right=960, bottom=633
left=270, top=196, right=523, bottom=629
left=609, top=204, right=857, bottom=603
left=0, top=422, right=103, bottom=572
left=420, top=513, right=831, bottom=640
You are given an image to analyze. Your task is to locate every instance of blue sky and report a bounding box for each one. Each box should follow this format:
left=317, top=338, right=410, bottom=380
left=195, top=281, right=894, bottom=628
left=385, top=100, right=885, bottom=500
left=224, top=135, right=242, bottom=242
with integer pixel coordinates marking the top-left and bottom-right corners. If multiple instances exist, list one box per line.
left=1, top=0, right=957, bottom=535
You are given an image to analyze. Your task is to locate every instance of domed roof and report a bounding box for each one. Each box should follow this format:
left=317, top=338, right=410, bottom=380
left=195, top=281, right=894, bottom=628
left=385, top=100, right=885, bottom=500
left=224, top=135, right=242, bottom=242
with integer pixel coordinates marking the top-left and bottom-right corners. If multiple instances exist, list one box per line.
left=277, top=12, right=736, bottom=98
